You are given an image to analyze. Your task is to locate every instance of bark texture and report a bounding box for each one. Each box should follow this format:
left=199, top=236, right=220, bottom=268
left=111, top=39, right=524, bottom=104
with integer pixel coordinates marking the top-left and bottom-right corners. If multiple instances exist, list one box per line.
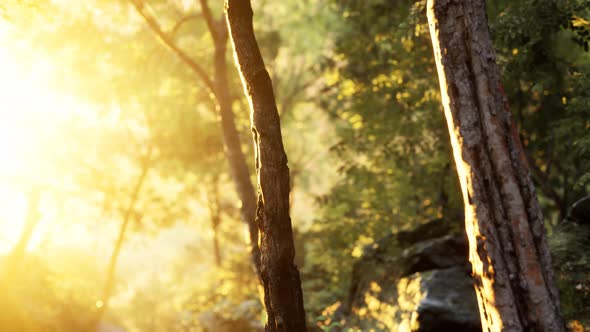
left=427, top=1, right=565, bottom=331
left=213, top=20, right=261, bottom=279
left=225, top=1, right=307, bottom=331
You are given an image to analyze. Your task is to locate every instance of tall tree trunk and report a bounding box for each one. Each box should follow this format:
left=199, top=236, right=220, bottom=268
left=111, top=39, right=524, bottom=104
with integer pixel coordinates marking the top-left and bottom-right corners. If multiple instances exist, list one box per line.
left=427, top=1, right=565, bottom=331
left=96, top=157, right=150, bottom=323
left=130, top=0, right=261, bottom=280
left=0, top=189, right=41, bottom=332
left=213, top=21, right=261, bottom=279
left=225, top=1, right=307, bottom=331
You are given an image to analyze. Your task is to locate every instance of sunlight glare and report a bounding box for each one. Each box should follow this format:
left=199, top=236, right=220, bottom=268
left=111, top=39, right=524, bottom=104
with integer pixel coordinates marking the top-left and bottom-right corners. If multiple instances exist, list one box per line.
left=0, top=189, right=27, bottom=252
left=0, top=21, right=94, bottom=249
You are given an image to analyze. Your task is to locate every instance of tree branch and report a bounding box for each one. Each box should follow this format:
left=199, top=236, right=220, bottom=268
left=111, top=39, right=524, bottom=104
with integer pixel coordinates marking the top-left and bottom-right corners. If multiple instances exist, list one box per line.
left=93, top=145, right=154, bottom=328
left=170, top=13, right=202, bottom=39
left=199, top=0, right=219, bottom=41
left=130, top=0, right=216, bottom=98
left=226, top=0, right=307, bottom=329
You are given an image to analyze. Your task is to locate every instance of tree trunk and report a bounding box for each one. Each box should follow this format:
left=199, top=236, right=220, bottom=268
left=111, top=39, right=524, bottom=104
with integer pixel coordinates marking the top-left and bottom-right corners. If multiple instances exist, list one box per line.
left=427, top=1, right=565, bottom=331
left=96, top=157, right=150, bottom=322
left=207, top=175, right=223, bottom=268
left=225, top=1, right=307, bottom=331
left=3, top=188, right=41, bottom=276
left=130, top=0, right=261, bottom=281
left=213, top=22, right=261, bottom=279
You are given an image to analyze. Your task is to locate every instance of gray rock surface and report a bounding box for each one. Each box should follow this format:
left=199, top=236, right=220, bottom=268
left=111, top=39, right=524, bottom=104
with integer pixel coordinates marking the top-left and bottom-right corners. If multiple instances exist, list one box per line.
left=328, top=219, right=482, bottom=331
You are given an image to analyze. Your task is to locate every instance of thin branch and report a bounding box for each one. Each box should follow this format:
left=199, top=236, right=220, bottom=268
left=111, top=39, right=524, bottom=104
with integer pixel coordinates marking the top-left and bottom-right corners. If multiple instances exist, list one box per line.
left=130, top=0, right=216, bottom=98
left=170, top=13, right=203, bottom=39
left=97, top=145, right=154, bottom=320
left=199, top=0, right=219, bottom=41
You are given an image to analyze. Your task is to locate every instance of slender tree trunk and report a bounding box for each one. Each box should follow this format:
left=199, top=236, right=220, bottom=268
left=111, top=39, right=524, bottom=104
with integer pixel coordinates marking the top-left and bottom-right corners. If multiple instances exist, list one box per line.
left=207, top=176, right=223, bottom=268
left=130, top=0, right=262, bottom=280
left=0, top=188, right=40, bottom=331
left=4, top=188, right=41, bottom=276
left=212, top=223, right=222, bottom=268
left=213, top=22, right=261, bottom=279
left=96, top=157, right=150, bottom=322
left=225, top=1, right=307, bottom=331
left=427, top=1, right=565, bottom=331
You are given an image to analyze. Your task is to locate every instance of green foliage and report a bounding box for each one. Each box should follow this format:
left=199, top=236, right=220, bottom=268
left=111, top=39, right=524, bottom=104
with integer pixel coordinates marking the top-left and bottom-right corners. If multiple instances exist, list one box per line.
left=304, top=0, right=590, bottom=323
left=2, top=0, right=589, bottom=330
left=550, top=222, right=590, bottom=324
left=304, top=0, right=462, bottom=317
left=490, top=0, right=590, bottom=220
left=1, top=0, right=261, bottom=329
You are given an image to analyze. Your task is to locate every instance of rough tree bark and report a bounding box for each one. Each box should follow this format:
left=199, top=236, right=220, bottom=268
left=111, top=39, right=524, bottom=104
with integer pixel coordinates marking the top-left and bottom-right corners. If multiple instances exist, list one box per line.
left=212, top=13, right=261, bottom=278
left=427, top=1, right=565, bottom=331
left=130, top=0, right=261, bottom=280
left=225, top=1, right=307, bottom=331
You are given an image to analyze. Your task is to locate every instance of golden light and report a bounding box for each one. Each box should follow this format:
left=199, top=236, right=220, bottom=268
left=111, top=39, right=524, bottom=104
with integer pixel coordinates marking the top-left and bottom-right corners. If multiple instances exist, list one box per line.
left=0, top=190, right=28, bottom=252
left=0, top=20, right=91, bottom=251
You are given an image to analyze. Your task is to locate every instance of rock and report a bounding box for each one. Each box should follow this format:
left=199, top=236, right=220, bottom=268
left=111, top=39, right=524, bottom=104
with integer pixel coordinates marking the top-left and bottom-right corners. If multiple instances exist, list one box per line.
left=341, top=266, right=480, bottom=332
left=400, top=234, right=468, bottom=276
left=328, top=219, right=481, bottom=332
left=396, top=218, right=454, bottom=247
left=412, top=267, right=481, bottom=332
left=345, top=225, right=468, bottom=314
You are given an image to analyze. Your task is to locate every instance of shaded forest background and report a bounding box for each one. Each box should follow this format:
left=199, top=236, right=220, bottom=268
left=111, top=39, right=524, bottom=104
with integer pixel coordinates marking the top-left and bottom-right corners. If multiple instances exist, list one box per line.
left=0, top=0, right=588, bottom=331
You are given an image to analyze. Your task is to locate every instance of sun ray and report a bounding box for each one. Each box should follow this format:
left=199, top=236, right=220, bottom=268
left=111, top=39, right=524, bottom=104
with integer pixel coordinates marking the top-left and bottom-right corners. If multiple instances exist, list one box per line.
left=0, top=20, right=96, bottom=251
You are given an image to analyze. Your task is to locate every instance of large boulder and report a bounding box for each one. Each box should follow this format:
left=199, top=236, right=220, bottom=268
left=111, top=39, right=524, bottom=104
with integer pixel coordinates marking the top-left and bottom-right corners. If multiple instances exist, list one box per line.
left=410, top=267, right=481, bottom=332
left=341, top=266, right=480, bottom=332
left=326, top=219, right=481, bottom=332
